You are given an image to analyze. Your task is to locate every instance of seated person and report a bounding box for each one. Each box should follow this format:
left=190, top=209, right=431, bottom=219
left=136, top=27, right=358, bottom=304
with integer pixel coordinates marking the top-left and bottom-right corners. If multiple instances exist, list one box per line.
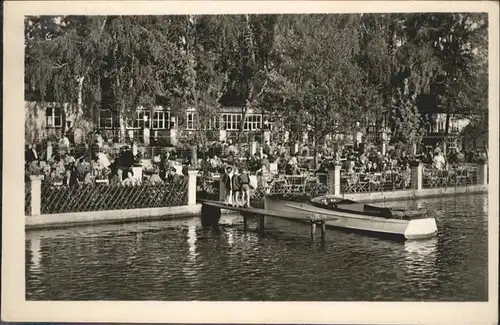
left=148, top=167, right=164, bottom=185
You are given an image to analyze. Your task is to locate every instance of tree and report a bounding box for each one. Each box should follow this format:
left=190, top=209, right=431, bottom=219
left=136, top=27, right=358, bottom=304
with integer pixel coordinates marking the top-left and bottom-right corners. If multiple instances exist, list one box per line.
left=398, top=13, right=488, bottom=136
left=101, top=16, right=188, bottom=125
left=217, top=14, right=277, bottom=145
left=265, top=14, right=370, bottom=154
left=25, top=16, right=110, bottom=133
left=25, top=16, right=193, bottom=138
left=182, top=15, right=231, bottom=149
left=390, top=80, right=426, bottom=150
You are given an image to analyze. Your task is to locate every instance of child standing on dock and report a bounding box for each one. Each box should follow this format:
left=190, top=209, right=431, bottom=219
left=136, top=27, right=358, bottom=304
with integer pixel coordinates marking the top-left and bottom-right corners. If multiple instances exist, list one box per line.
left=238, top=167, right=251, bottom=208
left=221, top=166, right=234, bottom=205
left=231, top=168, right=241, bottom=207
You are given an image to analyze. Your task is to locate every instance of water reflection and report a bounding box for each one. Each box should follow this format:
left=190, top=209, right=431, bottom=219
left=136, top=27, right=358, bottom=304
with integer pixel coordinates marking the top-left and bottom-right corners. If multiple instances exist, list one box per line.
left=29, top=236, right=41, bottom=269
left=404, top=238, right=438, bottom=279
left=187, top=220, right=198, bottom=261
left=26, top=194, right=488, bottom=301
left=482, top=195, right=488, bottom=215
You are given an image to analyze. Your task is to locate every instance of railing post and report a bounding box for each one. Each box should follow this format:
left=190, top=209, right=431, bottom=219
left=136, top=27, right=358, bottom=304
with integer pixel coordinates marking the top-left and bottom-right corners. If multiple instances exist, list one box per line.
left=410, top=161, right=423, bottom=190
left=29, top=175, right=43, bottom=216
left=478, top=162, right=488, bottom=185
left=328, top=164, right=342, bottom=196
left=188, top=170, right=199, bottom=205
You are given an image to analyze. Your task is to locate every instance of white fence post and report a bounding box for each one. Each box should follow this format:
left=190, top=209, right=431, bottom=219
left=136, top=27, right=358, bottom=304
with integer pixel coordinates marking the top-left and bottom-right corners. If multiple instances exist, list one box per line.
left=478, top=162, right=488, bottom=185
left=188, top=170, right=199, bottom=205
left=29, top=175, right=43, bottom=216
left=328, top=165, right=342, bottom=196
left=410, top=161, right=423, bottom=190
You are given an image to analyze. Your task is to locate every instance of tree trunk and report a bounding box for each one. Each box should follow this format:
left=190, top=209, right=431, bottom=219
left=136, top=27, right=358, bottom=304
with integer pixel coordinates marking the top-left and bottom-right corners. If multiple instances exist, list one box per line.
left=313, top=134, right=320, bottom=170
left=74, top=75, right=86, bottom=135
left=444, top=112, right=451, bottom=156
left=236, top=14, right=257, bottom=150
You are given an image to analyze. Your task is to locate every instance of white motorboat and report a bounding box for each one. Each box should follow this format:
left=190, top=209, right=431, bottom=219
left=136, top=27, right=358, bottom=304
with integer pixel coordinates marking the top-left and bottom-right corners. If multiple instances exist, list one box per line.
left=264, top=193, right=438, bottom=240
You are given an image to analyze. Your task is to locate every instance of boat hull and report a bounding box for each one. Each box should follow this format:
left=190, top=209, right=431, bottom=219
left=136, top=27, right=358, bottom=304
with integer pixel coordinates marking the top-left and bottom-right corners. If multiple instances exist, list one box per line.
left=264, top=197, right=437, bottom=240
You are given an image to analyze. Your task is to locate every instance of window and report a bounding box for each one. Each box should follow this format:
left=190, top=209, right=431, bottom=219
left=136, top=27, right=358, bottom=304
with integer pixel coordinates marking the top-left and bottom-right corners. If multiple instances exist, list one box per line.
left=98, top=110, right=119, bottom=129
left=132, top=111, right=151, bottom=129
left=222, top=113, right=242, bottom=131
left=152, top=111, right=169, bottom=129
left=243, top=114, right=262, bottom=131
left=186, top=112, right=198, bottom=130
left=207, top=116, right=219, bottom=130
left=437, top=121, right=445, bottom=133
left=46, top=106, right=63, bottom=127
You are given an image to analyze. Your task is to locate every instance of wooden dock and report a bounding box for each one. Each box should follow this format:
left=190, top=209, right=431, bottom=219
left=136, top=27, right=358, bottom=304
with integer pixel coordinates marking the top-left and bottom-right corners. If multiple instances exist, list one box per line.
left=199, top=199, right=329, bottom=243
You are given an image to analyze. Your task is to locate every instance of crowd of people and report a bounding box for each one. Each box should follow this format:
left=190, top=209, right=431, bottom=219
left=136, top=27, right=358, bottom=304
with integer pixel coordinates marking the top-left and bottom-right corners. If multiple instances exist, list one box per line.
left=26, top=130, right=488, bottom=191
left=25, top=132, right=192, bottom=188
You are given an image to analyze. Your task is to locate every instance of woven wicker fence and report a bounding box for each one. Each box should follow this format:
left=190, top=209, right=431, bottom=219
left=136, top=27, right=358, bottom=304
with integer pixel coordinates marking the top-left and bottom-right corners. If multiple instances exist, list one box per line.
left=422, top=164, right=478, bottom=189
left=340, top=169, right=412, bottom=194
left=25, top=182, right=32, bottom=216
left=40, top=181, right=188, bottom=214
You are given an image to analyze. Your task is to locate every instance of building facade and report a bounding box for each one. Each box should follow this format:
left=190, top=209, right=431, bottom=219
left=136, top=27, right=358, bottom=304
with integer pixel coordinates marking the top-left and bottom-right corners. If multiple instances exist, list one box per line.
left=25, top=101, right=270, bottom=147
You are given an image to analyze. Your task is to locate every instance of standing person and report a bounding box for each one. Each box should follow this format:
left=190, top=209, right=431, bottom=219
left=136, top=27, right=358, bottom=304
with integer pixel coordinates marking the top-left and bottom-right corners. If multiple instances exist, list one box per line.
left=95, top=130, right=104, bottom=148
left=231, top=168, right=241, bottom=207
left=238, top=167, right=252, bottom=208
left=288, top=153, right=299, bottom=175
left=263, top=141, right=271, bottom=156
left=59, top=133, right=71, bottom=155
left=261, top=154, right=270, bottom=172
left=25, top=144, right=39, bottom=164
left=226, top=152, right=235, bottom=168
left=433, top=151, right=446, bottom=170
left=132, top=140, right=138, bottom=157
left=67, top=164, right=80, bottom=187
left=221, top=166, right=234, bottom=205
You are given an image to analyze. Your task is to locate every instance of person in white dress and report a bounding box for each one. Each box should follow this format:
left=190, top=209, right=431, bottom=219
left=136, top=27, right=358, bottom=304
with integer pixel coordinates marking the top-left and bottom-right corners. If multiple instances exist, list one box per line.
left=433, top=152, right=446, bottom=170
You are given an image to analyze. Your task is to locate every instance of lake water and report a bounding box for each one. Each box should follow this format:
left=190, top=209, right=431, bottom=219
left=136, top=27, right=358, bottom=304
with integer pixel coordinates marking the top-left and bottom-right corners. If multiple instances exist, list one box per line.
left=26, top=194, right=488, bottom=301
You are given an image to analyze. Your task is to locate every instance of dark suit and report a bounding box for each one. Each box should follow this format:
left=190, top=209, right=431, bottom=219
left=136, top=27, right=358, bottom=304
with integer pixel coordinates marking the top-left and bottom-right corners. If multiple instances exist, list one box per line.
left=221, top=173, right=233, bottom=192
left=232, top=174, right=241, bottom=192
left=25, top=149, right=38, bottom=163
